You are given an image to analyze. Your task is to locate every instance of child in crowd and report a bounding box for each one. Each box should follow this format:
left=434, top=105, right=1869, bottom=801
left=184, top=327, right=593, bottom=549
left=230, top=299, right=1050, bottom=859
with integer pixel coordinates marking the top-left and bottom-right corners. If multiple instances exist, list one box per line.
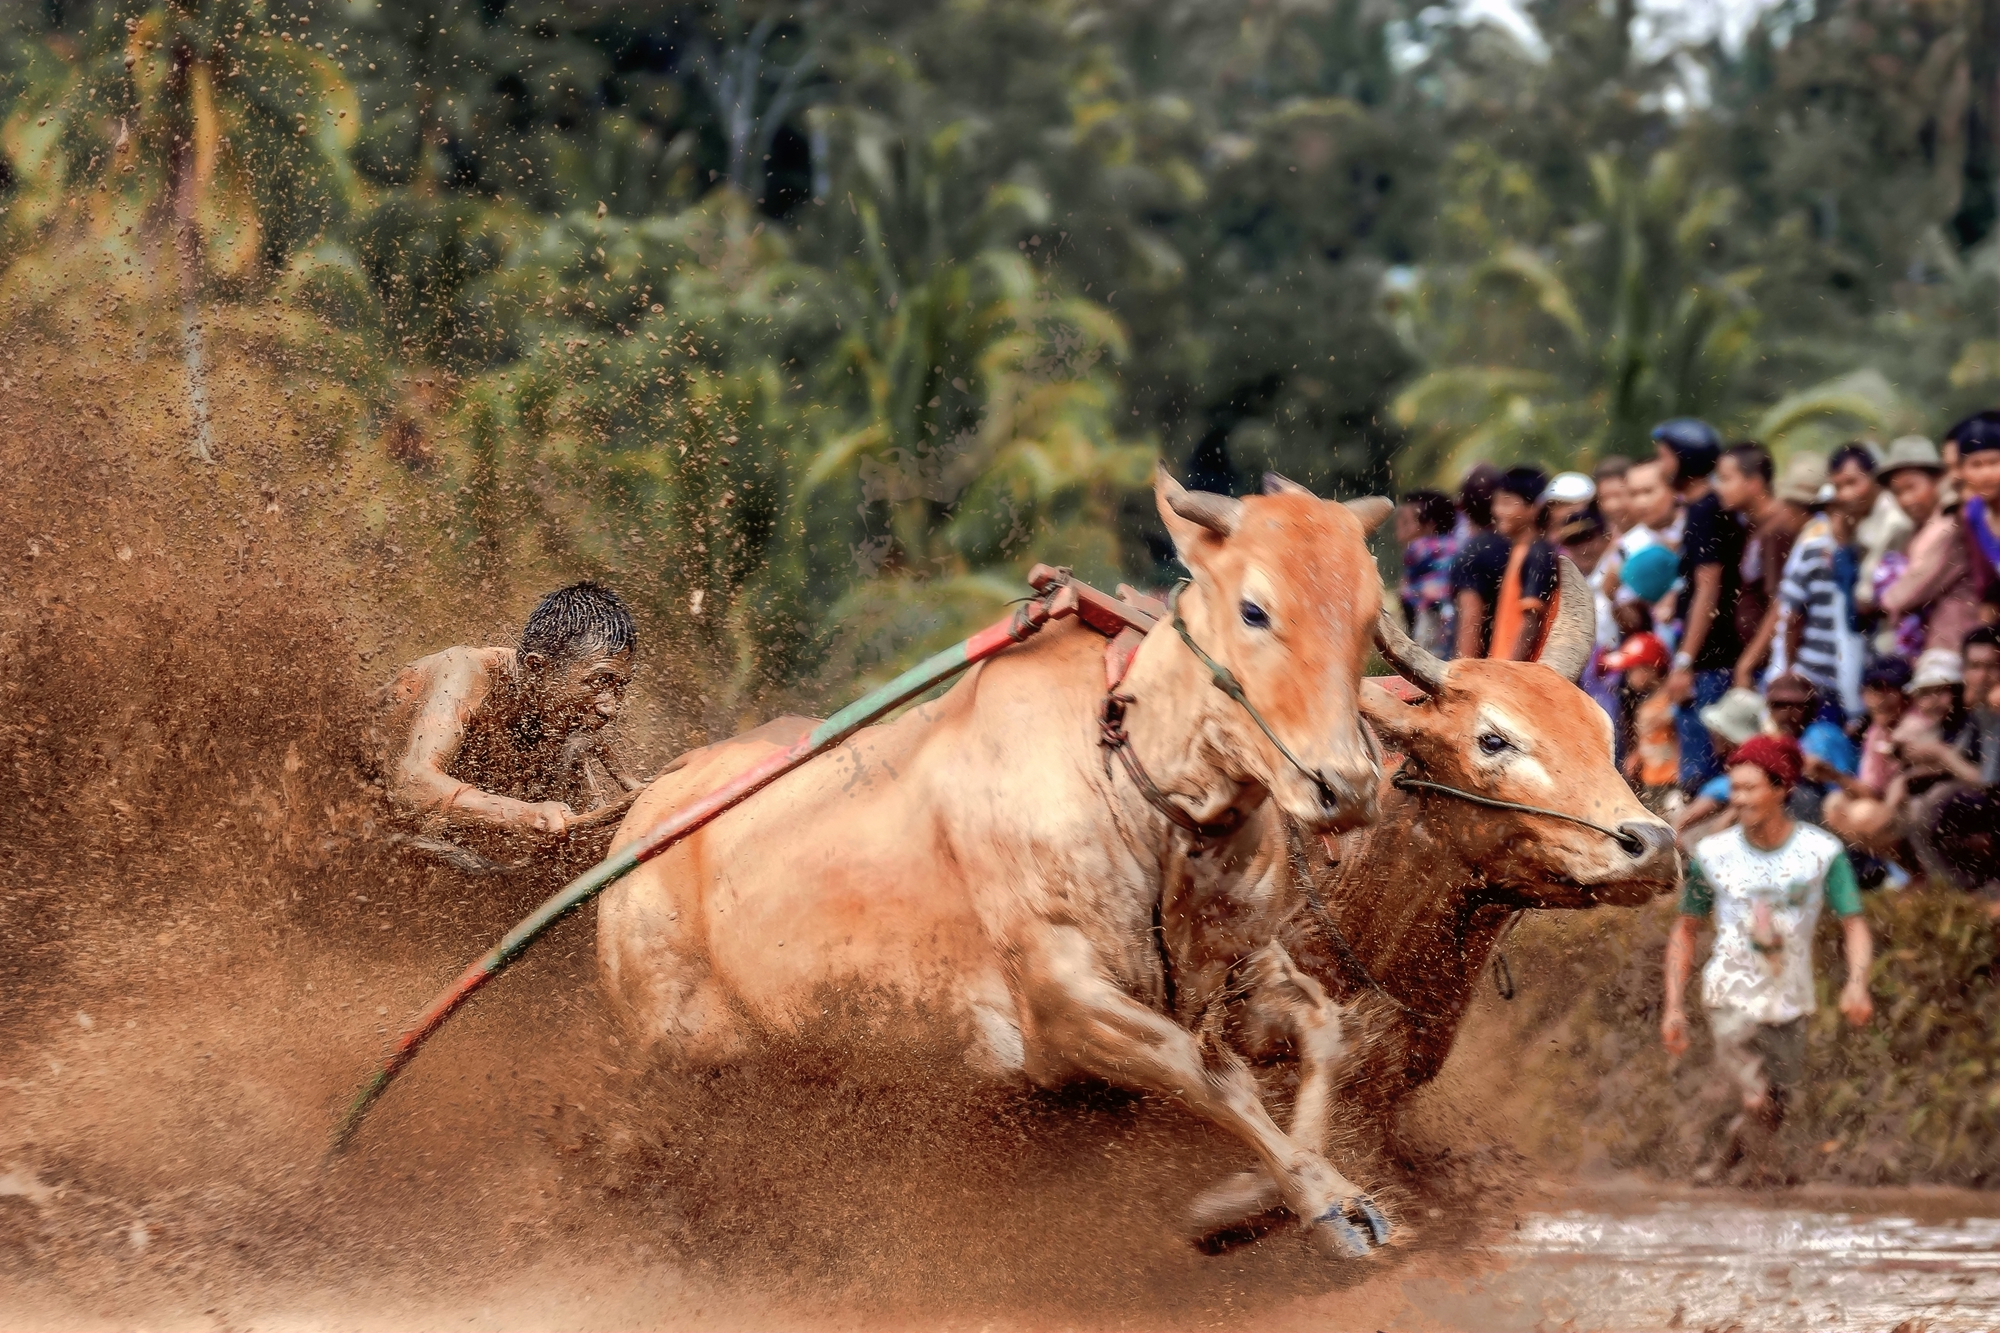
left=1819, top=657, right=1915, bottom=874
left=1397, top=489, right=1460, bottom=654
left=1611, top=628, right=1679, bottom=811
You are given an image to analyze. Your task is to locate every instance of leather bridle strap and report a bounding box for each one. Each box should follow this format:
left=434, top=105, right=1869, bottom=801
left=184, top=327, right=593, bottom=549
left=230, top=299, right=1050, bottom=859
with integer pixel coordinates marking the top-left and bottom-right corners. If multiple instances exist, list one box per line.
left=1099, top=690, right=1244, bottom=841
left=1390, top=769, right=1645, bottom=856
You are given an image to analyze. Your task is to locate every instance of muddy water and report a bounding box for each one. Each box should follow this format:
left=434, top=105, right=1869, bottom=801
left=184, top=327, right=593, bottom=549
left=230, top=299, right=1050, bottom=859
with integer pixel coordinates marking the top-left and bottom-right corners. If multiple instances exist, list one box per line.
left=1401, top=1183, right=2000, bottom=1332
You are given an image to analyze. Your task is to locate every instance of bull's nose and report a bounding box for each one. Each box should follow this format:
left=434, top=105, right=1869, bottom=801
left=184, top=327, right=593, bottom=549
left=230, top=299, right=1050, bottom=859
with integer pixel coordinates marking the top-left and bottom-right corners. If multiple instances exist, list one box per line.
left=1618, top=820, right=1679, bottom=874
left=1313, top=770, right=1378, bottom=831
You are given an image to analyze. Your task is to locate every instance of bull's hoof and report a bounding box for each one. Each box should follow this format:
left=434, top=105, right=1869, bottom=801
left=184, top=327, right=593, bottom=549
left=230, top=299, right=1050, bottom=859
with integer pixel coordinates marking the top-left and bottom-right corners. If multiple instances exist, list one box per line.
left=1310, top=1195, right=1391, bottom=1257
left=1356, top=1195, right=1391, bottom=1246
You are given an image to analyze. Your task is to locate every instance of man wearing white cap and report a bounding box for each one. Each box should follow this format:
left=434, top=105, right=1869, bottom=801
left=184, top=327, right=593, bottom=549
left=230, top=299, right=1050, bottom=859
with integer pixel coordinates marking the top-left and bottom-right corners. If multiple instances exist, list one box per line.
left=1543, top=470, right=1597, bottom=536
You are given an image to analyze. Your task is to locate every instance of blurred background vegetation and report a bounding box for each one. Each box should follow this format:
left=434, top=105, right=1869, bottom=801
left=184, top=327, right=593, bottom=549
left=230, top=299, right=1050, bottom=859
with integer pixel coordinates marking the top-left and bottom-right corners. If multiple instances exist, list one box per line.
left=0, top=0, right=1995, bottom=723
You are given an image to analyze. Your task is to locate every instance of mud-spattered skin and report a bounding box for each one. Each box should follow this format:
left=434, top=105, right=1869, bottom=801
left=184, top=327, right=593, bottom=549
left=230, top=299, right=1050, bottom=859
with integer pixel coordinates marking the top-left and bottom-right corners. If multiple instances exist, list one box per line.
left=372, top=644, right=639, bottom=841
left=599, top=471, right=1397, bottom=1256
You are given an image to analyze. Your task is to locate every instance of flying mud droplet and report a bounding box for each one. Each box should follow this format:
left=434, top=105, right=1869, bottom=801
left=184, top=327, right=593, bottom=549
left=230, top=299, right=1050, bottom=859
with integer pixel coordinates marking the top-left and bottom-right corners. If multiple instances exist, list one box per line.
left=76, top=1011, right=94, bottom=1031
left=128, top=1223, right=149, bottom=1251
left=117, top=545, right=133, bottom=561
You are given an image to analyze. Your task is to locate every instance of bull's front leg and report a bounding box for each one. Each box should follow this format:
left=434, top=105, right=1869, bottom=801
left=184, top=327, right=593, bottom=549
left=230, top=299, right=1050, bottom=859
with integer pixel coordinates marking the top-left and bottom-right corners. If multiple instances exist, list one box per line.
left=1020, top=926, right=1386, bottom=1258
left=1183, top=942, right=1391, bottom=1249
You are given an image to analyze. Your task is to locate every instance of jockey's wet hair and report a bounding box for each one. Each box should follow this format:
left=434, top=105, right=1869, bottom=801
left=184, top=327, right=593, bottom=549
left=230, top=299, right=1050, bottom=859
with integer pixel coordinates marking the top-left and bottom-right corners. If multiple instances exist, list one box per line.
left=520, top=581, right=636, bottom=662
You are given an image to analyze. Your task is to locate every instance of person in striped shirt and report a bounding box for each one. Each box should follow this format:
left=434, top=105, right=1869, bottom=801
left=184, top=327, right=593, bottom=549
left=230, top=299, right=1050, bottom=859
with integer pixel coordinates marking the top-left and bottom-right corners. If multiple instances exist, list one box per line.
left=1775, top=497, right=1864, bottom=722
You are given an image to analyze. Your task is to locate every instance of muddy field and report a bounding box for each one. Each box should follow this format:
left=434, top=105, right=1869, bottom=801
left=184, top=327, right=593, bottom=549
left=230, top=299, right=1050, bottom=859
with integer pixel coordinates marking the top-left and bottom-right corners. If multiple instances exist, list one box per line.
left=0, top=340, right=1537, bottom=1329
left=2, top=343, right=1990, bottom=1332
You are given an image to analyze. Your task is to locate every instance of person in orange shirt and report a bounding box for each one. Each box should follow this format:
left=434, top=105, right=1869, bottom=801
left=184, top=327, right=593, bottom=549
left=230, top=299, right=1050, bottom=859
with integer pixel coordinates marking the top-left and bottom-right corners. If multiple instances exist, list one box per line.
left=1488, top=465, right=1560, bottom=660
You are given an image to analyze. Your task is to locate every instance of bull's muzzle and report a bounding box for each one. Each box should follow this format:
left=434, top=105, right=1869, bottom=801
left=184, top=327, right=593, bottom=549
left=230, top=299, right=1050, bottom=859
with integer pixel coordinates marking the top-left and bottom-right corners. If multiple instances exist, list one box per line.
left=1307, top=756, right=1380, bottom=833
left=1616, top=819, right=1679, bottom=879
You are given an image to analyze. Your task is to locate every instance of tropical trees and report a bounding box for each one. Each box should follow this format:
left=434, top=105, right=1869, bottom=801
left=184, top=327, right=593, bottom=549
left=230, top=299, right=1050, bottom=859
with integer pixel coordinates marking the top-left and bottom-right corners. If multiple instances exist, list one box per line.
left=1, top=1, right=363, bottom=459
left=1388, top=146, right=1759, bottom=482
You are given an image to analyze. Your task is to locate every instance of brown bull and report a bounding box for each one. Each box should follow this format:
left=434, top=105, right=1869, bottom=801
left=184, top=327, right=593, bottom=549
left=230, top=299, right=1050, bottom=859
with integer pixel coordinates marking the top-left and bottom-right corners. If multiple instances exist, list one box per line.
left=599, top=469, right=1399, bottom=1257
left=1189, top=560, right=1680, bottom=1234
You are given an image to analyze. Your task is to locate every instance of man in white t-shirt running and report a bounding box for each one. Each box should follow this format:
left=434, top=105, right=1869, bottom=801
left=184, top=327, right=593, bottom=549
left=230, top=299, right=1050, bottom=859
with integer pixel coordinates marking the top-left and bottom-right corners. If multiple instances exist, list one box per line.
left=1662, top=733, right=1874, bottom=1183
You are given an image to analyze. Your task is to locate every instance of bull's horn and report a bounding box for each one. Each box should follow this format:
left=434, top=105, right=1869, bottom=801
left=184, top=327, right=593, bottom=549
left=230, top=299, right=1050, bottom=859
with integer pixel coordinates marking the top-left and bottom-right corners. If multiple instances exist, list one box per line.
left=1343, top=496, right=1394, bottom=535
left=1159, top=463, right=1244, bottom=537
left=1262, top=471, right=1315, bottom=497
left=1534, top=556, right=1596, bottom=682
left=1374, top=608, right=1447, bottom=696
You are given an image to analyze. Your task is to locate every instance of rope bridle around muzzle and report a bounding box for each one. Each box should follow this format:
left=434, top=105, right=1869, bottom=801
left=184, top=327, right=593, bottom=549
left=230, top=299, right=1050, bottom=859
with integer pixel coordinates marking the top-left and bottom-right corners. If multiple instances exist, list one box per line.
left=1389, top=768, right=1647, bottom=857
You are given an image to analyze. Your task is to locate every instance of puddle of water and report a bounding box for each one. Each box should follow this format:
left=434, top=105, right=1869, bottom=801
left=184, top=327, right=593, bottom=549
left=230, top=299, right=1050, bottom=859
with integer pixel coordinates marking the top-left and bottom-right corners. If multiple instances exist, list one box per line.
left=1410, top=1195, right=2000, bottom=1332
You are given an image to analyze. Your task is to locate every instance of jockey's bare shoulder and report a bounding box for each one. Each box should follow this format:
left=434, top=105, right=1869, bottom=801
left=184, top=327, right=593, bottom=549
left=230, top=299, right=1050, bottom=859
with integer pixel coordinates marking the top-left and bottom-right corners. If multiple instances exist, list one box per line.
left=378, top=583, right=639, bottom=842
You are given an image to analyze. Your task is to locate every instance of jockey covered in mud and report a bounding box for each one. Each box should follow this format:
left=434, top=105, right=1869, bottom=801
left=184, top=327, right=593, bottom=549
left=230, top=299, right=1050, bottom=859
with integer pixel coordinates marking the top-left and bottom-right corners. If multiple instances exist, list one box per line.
left=374, top=581, right=642, bottom=849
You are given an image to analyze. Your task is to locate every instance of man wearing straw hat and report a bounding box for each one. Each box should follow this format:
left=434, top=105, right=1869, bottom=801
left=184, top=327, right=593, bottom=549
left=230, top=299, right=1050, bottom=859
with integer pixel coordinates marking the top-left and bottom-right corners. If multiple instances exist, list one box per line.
left=1878, top=435, right=1982, bottom=657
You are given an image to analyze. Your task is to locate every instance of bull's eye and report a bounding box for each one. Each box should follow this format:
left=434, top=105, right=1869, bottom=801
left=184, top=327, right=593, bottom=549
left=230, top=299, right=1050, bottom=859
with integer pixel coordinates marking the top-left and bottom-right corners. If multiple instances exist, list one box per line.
left=1477, top=732, right=1512, bottom=755
left=1240, top=599, right=1270, bottom=629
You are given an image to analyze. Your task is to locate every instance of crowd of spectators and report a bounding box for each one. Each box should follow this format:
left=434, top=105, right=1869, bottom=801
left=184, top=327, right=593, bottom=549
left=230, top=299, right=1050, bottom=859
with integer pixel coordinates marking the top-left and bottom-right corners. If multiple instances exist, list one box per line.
left=1393, top=409, right=2000, bottom=916
left=1395, top=411, right=2000, bottom=1185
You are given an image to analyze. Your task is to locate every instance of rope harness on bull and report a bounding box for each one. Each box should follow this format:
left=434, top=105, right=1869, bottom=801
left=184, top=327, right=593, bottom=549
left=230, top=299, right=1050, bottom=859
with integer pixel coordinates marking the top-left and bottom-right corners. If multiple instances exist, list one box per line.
left=1098, top=691, right=1245, bottom=840
left=1097, top=578, right=1371, bottom=844
left=1389, top=767, right=1647, bottom=857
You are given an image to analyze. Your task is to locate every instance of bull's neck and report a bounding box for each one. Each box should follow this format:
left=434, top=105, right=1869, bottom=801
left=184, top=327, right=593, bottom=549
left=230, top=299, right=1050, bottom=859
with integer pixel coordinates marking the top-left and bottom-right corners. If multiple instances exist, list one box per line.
left=1326, top=788, right=1518, bottom=1056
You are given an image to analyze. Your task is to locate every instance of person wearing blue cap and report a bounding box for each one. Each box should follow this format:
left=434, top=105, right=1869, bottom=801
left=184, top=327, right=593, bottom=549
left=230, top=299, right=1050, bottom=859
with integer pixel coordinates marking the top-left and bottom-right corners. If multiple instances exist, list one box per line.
left=1621, top=543, right=1680, bottom=604
left=1656, top=418, right=1747, bottom=795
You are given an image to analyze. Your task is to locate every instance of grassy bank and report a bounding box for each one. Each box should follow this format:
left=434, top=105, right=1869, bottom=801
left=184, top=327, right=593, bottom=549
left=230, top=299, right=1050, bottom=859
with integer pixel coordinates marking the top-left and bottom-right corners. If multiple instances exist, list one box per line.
left=1485, top=889, right=1998, bottom=1187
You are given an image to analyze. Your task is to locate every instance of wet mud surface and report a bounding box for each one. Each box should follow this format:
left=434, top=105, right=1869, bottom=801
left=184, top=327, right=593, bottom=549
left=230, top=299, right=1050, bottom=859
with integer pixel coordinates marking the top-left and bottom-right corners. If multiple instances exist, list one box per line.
left=3, top=354, right=1992, bottom=1331
left=1432, top=1181, right=2000, bottom=1331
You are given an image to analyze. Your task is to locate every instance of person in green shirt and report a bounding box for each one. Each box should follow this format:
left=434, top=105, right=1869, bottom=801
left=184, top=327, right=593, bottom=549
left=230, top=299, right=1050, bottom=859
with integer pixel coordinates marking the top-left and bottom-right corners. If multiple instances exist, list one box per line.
left=1662, top=733, right=1874, bottom=1184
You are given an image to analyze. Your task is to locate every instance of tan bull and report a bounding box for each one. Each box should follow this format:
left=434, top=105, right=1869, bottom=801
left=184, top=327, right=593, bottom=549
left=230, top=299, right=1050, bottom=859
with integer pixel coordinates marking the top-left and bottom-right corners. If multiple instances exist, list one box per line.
left=599, top=469, right=1399, bottom=1257
left=1189, top=560, right=1680, bottom=1235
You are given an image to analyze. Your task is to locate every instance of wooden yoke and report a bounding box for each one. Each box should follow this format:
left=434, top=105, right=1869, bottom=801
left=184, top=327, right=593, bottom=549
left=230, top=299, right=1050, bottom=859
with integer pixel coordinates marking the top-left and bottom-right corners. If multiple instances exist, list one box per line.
left=1027, top=564, right=1162, bottom=635
left=1026, top=565, right=1163, bottom=692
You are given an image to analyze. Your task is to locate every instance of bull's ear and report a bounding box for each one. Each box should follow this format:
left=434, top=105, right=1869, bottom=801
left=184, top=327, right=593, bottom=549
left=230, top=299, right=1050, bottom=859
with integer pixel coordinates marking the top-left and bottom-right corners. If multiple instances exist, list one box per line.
left=1156, top=464, right=1242, bottom=565
left=1343, top=496, right=1394, bottom=535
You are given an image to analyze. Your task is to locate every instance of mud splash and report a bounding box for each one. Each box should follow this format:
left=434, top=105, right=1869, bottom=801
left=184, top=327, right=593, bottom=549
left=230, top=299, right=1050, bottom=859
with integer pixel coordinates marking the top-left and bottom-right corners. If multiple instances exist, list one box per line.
left=0, top=335, right=1493, bottom=1328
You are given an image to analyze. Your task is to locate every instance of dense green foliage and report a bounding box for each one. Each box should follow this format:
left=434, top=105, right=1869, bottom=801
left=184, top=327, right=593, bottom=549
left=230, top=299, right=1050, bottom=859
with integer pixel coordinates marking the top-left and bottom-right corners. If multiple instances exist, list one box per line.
left=1, top=0, right=1995, bottom=704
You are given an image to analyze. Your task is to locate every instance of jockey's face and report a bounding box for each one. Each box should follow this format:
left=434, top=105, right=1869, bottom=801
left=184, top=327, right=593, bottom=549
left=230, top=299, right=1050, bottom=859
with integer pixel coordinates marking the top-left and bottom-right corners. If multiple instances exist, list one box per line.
left=523, top=645, right=633, bottom=732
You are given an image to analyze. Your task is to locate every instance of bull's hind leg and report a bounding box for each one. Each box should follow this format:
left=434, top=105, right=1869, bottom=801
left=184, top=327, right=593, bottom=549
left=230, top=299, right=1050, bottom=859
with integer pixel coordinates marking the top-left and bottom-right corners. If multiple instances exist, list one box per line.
left=1021, top=926, right=1384, bottom=1259
left=1184, top=943, right=1391, bottom=1250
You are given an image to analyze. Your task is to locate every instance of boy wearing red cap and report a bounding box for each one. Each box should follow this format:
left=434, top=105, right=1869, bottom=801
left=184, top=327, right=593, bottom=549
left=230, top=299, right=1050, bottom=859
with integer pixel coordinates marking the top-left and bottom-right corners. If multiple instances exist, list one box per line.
left=1661, top=734, right=1875, bottom=1184
left=1608, top=629, right=1678, bottom=804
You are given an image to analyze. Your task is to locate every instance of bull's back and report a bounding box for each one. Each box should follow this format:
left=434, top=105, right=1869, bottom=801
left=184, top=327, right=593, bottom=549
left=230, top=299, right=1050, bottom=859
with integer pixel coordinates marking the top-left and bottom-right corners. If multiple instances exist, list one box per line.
left=595, top=710, right=1003, bottom=1058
